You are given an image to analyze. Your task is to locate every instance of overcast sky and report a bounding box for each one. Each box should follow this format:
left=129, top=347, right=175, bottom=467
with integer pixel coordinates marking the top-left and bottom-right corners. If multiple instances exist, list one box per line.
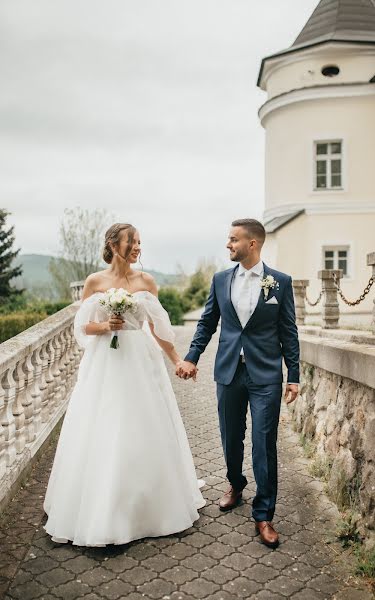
left=2, top=0, right=318, bottom=273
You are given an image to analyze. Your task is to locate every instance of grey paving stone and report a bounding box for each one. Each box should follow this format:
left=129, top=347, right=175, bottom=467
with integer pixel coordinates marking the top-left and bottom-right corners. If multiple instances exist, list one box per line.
left=0, top=325, right=372, bottom=600
left=223, top=576, right=262, bottom=597
left=180, top=577, right=220, bottom=598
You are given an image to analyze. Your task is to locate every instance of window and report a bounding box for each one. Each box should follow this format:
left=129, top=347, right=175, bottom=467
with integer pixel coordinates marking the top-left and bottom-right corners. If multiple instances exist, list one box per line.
left=323, top=247, right=349, bottom=277
left=321, top=65, right=340, bottom=77
left=315, top=141, right=342, bottom=190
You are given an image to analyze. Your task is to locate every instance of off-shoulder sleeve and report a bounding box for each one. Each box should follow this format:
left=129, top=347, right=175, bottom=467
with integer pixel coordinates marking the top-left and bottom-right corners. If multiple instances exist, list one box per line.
left=141, top=292, right=175, bottom=343
left=73, top=294, right=104, bottom=349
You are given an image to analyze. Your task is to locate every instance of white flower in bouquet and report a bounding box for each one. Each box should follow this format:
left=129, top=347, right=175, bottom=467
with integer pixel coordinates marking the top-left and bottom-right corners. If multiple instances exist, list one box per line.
left=99, top=288, right=138, bottom=349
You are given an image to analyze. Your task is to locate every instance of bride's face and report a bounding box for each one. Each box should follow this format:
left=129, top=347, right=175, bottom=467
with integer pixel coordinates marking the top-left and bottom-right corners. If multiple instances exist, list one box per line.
left=117, top=229, right=141, bottom=264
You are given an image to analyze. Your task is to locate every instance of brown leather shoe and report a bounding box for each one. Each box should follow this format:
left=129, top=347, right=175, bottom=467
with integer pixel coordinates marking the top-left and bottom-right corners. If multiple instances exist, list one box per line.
left=219, top=486, right=242, bottom=511
left=255, top=521, right=279, bottom=548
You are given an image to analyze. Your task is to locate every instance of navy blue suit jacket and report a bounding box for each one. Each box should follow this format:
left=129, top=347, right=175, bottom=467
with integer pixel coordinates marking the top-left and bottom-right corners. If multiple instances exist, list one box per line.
left=184, top=262, right=300, bottom=386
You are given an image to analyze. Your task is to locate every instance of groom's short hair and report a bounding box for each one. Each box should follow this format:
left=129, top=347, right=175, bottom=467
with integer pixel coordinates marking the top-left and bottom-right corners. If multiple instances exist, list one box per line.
left=231, top=219, right=266, bottom=245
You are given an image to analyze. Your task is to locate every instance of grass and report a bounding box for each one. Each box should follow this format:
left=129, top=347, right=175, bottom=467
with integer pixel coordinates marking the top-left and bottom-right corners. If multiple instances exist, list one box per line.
left=355, top=545, right=375, bottom=579
left=299, top=433, right=315, bottom=459
left=309, top=456, right=333, bottom=482
left=335, top=510, right=361, bottom=548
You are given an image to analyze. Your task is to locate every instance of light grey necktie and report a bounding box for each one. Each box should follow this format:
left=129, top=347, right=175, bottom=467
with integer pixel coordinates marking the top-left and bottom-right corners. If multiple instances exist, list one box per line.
left=237, top=271, right=253, bottom=328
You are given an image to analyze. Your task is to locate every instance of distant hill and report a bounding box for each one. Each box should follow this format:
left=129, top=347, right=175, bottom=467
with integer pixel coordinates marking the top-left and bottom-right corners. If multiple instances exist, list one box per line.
left=13, top=254, right=180, bottom=299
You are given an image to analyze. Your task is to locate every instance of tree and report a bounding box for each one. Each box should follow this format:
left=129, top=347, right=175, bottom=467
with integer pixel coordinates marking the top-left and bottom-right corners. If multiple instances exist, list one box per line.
left=182, top=259, right=220, bottom=309
left=0, top=209, right=23, bottom=305
left=49, top=208, right=111, bottom=300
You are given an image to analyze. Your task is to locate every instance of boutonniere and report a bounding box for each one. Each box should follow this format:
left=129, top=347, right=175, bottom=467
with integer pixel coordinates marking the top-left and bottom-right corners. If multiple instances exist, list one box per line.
left=260, top=275, right=279, bottom=300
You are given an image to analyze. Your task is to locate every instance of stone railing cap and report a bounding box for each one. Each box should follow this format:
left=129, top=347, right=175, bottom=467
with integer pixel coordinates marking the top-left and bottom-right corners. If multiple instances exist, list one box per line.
left=318, top=269, right=343, bottom=279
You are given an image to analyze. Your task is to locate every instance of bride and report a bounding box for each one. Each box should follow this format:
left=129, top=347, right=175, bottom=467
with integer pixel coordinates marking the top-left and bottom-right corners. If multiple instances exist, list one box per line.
left=43, top=223, right=205, bottom=546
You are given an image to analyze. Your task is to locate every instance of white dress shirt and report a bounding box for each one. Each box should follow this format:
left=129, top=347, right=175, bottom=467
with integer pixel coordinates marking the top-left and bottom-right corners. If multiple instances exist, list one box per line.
left=231, top=260, right=263, bottom=329
left=231, top=261, right=297, bottom=385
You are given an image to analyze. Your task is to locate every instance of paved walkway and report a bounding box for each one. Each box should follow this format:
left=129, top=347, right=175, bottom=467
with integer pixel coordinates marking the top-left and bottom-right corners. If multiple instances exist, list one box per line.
left=0, top=325, right=373, bottom=600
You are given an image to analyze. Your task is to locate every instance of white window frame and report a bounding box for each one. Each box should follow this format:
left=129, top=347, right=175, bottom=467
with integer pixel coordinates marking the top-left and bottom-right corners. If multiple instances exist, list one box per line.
left=313, top=140, right=344, bottom=192
left=322, top=245, right=351, bottom=278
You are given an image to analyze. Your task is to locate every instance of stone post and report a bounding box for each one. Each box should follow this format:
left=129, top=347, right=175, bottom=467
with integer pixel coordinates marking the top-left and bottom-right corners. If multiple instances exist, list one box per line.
left=70, top=281, right=84, bottom=302
left=292, top=280, right=309, bottom=326
left=318, top=269, right=343, bottom=329
left=367, top=252, right=375, bottom=334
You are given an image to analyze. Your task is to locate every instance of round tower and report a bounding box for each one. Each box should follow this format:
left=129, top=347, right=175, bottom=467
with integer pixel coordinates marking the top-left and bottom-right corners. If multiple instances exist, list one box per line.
left=258, top=0, right=375, bottom=319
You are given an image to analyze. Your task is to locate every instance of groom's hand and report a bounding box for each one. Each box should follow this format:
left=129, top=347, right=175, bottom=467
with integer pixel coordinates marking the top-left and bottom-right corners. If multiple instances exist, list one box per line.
left=284, top=383, right=299, bottom=404
left=175, top=360, right=198, bottom=381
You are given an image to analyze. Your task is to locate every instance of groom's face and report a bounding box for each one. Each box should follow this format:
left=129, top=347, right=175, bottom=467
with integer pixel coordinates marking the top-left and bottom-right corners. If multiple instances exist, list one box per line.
left=227, top=226, right=256, bottom=262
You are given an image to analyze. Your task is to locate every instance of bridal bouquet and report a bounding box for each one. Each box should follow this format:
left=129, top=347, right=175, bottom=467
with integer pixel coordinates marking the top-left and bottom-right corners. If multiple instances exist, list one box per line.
left=99, top=288, right=138, bottom=349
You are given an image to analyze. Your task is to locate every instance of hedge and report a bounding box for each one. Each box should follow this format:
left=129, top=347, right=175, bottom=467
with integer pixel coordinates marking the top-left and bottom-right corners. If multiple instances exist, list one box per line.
left=0, top=311, right=48, bottom=343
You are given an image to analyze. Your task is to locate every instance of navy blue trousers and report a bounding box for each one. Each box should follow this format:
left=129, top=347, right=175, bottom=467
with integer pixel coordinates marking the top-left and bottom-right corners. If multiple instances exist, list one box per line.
left=217, top=360, right=282, bottom=522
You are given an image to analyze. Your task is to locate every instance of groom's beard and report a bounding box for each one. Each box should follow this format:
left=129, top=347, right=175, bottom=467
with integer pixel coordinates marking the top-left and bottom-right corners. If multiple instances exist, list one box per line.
left=230, top=250, right=247, bottom=262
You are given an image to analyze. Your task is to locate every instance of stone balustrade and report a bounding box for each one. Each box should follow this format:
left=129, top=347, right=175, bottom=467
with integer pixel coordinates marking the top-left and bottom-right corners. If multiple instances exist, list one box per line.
left=0, top=304, right=81, bottom=510
left=293, top=251, right=374, bottom=332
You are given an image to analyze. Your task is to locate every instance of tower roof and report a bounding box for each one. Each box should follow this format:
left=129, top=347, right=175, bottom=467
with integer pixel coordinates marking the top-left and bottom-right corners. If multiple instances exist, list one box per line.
left=257, top=0, right=375, bottom=87
left=292, top=0, right=375, bottom=49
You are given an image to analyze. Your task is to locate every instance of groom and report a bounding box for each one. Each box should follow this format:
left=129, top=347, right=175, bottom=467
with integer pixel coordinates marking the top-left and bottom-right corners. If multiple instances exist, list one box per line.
left=177, top=218, right=299, bottom=548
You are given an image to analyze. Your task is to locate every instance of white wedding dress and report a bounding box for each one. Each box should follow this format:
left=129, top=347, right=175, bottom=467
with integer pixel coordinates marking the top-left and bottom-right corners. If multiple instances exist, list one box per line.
left=43, top=290, right=205, bottom=546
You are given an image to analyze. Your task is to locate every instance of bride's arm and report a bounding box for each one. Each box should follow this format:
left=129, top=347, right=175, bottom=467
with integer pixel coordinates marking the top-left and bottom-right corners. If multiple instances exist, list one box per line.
left=143, top=273, right=182, bottom=367
left=148, top=322, right=180, bottom=366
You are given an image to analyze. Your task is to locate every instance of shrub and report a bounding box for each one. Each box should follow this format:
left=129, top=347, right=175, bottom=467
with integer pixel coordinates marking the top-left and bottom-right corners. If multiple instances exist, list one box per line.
left=182, top=270, right=209, bottom=310
left=0, top=311, right=48, bottom=343
left=158, top=288, right=185, bottom=325
left=29, top=300, right=71, bottom=315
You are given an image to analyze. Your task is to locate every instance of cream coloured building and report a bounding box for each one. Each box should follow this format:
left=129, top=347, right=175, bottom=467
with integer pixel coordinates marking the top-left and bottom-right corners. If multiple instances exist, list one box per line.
left=258, top=0, right=375, bottom=321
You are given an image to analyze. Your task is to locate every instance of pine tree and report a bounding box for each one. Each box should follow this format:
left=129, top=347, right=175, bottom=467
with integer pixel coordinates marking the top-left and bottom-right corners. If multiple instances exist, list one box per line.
left=0, top=209, right=23, bottom=304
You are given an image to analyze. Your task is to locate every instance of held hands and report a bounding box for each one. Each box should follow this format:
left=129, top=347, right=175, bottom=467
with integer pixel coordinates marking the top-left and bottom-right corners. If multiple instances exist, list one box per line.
left=284, top=383, right=299, bottom=404
left=175, top=360, right=198, bottom=382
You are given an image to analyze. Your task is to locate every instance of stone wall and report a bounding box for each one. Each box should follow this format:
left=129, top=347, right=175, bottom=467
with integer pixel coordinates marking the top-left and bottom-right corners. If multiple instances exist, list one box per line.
left=290, top=328, right=375, bottom=538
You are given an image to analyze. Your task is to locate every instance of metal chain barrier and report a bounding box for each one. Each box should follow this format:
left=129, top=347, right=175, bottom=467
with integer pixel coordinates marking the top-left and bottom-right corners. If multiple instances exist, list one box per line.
left=332, top=272, right=375, bottom=306
left=305, top=291, right=323, bottom=307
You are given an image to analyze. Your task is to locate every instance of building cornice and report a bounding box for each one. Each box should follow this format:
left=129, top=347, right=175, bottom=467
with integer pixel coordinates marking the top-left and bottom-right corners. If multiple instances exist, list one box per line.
left=257, top=39, right=375, bottom=88
left=259, top=82, right=375, bottom=125
left=263, top=202, right=375, bottom=222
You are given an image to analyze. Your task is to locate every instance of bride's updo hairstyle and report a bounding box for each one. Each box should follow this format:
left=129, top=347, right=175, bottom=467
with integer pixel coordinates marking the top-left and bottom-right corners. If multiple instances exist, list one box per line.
left=103, top=223, right=136, bottom=264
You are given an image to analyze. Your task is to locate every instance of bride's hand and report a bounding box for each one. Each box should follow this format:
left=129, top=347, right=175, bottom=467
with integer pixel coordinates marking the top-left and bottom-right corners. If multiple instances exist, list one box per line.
left=106, top=316, right=124, bottom=332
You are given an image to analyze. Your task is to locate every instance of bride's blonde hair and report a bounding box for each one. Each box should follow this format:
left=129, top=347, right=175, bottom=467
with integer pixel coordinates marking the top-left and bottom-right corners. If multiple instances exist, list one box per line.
left=103, top=223, right=136, bottom=264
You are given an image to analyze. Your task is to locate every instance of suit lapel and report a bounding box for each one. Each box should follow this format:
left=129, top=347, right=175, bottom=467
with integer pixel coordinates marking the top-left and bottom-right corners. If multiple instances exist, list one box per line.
left=225, top=265, right=242, bottom=328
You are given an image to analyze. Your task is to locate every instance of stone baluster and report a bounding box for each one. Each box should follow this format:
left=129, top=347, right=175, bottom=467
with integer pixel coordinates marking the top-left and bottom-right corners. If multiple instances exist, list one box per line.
left=31, top=347, right=43, bottom=436
left=22, top=355, right=36, bottom=443
left=39, top=342, right=50, bottom=423
left=318, top=269, right=343, bottom=329
left=52, top=333, right=62, bottom=409
left=69, top=324, right=78, bottom=385
left=58, top=330, right=67, bottom=403
left=13, top=361, right=27, bottom=454
left=0, top=378, right=6, bottom=478
left=45, top=339, right=56, bottom=418
left=1, top=366, right=17, bottom=466
left=367, top=252, right=375, bottom=334
left=292, top=280, right=309, bottom=326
